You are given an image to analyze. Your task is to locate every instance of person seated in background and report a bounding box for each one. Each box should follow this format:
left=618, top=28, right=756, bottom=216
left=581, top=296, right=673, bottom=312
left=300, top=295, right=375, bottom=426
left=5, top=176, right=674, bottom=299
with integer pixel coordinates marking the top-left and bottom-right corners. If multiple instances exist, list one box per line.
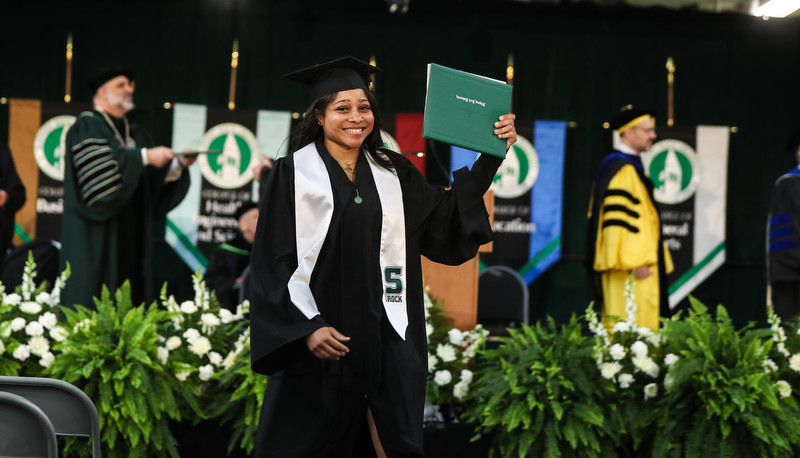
left=204, top=201, right=259, bottom=311
left=251, top=154, right=274, bottom=202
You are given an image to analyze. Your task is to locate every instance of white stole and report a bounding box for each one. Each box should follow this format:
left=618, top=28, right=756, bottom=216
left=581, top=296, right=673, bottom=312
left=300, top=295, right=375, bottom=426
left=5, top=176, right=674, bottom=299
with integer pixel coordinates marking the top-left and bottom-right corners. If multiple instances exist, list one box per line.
left=289, top=143, right=408, bottom=340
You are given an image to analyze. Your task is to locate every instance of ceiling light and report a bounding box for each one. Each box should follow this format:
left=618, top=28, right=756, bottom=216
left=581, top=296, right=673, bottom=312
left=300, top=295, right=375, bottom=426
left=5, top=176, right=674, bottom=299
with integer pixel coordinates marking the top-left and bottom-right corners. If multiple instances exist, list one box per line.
left=386, top=0, right=409, bottom=14
left=753, top=0, right=800, bottom=17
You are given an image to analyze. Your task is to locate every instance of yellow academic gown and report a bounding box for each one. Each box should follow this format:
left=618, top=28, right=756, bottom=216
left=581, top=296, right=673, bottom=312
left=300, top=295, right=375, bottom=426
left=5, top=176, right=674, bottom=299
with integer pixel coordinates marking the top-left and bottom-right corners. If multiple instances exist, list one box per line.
left=592, top=164, right=673, bottom=329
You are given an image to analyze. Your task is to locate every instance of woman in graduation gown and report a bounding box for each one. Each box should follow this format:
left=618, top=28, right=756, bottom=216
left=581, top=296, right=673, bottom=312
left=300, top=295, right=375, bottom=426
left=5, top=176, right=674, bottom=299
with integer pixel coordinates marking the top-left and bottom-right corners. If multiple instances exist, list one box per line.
left=249, top=56, right=517, bottom=458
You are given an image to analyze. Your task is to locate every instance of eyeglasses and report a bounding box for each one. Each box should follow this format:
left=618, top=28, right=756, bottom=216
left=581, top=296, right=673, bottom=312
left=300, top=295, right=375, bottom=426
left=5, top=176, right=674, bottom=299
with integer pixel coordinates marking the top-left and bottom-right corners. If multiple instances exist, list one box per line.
left=631, top=126, right=656, bottom=134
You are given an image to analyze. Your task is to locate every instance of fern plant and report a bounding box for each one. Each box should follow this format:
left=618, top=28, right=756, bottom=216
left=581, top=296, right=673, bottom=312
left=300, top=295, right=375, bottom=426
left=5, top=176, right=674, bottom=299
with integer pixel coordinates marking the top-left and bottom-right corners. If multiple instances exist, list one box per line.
left=463, top=315, right=622, bottom=457
left=46, top=282, right=202, bottom=458
left=651, top=298, right=800, bottom=458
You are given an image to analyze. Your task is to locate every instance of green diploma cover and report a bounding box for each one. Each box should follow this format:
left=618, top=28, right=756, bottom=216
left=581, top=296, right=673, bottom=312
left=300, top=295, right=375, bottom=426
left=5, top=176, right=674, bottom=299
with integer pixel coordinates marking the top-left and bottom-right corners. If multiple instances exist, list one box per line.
left=422, top=63, right=513, bottom=158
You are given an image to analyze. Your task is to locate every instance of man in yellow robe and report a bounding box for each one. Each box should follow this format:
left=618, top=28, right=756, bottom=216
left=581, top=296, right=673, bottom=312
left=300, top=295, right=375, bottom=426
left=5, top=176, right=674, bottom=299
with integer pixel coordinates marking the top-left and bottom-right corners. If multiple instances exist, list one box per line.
left=586, top=107, right=673, bottom=329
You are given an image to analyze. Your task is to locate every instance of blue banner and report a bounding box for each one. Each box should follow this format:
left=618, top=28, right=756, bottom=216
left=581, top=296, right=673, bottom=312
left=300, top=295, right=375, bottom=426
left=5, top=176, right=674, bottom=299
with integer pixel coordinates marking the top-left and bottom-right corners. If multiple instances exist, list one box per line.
left=450, top=120, right=567, bottom=284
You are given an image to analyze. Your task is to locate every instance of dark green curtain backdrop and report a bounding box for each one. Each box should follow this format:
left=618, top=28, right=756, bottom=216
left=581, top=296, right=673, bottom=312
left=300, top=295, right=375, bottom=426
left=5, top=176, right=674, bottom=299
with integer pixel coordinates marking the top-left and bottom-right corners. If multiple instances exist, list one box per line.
left=2, top=0, right=799, bottom=326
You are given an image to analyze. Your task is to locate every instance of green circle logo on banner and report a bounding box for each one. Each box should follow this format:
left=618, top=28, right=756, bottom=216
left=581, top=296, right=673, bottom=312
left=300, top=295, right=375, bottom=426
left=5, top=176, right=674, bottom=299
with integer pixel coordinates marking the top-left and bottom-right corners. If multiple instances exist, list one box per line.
left=490, top=135, right=539, bottom=199
left=197, top=123, right=260, bottom=189
left=33, top=115, right=76, bottom=181
left=642, top=139, right=700, bottom=205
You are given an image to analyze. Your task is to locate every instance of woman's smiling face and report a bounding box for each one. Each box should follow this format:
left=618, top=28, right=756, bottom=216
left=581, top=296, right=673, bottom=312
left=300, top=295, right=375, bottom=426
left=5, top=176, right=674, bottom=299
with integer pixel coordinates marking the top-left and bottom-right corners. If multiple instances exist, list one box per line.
left=317, top=88, right=375, bottom=154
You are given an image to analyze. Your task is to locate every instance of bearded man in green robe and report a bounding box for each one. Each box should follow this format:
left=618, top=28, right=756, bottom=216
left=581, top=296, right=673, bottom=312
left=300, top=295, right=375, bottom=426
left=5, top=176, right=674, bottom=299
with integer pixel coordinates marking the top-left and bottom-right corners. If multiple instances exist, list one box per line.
left=60, top=67, right=196, bottom=308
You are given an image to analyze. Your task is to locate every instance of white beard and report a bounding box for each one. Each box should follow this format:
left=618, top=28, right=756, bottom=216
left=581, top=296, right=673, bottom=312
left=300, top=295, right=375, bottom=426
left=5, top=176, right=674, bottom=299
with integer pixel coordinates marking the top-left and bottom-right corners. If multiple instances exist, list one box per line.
left=106, top=91, right=135, bottom=113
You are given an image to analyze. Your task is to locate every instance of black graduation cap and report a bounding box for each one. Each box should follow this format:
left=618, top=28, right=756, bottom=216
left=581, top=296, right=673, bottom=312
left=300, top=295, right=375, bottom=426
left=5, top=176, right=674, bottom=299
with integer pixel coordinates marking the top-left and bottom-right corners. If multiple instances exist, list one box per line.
left=88, top=66, right=135, bottom=95
left=284, top=56, right=381, bottom=101
left=785, top=128, right=800, bottom=154
left=234, top=200, right=258, bottom=221
left=609, top=105, right=656, bottom=133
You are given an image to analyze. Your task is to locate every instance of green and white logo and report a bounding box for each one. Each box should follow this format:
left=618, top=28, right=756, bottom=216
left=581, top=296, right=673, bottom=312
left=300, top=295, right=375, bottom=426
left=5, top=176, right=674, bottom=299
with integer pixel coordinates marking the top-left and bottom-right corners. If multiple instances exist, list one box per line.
left=491, top=135, right=539, bottom=199
left=197, top=123, right=260, bottom=189
left=33, top=115, right=76, bottom=181
left=642, top=139, right=700, bottom=205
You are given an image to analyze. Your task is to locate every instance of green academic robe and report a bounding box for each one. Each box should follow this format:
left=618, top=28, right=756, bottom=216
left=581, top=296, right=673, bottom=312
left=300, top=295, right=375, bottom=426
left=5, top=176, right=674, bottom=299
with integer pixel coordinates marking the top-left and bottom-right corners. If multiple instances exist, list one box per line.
left=60, top=110, right=190, bottom=308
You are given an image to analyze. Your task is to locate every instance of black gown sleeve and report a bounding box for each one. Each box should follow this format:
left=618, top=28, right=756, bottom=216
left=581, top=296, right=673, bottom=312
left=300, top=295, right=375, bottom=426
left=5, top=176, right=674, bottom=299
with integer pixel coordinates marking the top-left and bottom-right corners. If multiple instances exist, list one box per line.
left=131, top=125, right=192, bottom=218
left=404, top=153, right=503, bottom=264
left=249, top=156, right=327, bottom=375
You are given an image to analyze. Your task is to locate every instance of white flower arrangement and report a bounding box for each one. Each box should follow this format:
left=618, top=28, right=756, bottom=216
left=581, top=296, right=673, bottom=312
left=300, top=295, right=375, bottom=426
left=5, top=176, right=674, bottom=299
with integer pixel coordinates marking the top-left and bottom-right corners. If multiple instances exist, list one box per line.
left=423, top=286, right=488, bottom=416
left=643, top=382, right=658, bottom=400
left=763, top=359, right=779, bottom=373
left=13, top=344, right=31, bottom=360
left=664, top=353, right=679, bottom=366
left=768, top=311, right=791, bottom=357
left=221, top=328, right=250, bottom=370
left=599, top=361, right=622, bottom=380
left=585, top=272, right=669, bottom=398
left=166, top=336, right=182, bottom=350
left=765, top=309, right=800, bottom=403
left=630, top=340, right=648, bottom=357
left=789, top=354, right=800, bottom=373
left=609, top=343, right=626, bottom=360
left=618, top=373, right=634, bottom=389
left=198, top=364, right=215, bottom=381
left=774, top=380, right=792, bottom=398
left=434, top=369, right=452, bottom=386
left=189, top=336, right=212, bottom=357
left=0, top=253, right=70, bottom=375
left=157, top=271, right=249, bottom=383
left=436, top=343, right=457, bottom=363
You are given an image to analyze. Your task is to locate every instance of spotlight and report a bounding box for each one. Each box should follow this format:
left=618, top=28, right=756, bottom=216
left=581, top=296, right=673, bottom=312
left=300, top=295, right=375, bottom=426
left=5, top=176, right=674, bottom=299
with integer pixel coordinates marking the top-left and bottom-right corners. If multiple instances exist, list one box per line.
left=386, top=0, right=409, bottom=14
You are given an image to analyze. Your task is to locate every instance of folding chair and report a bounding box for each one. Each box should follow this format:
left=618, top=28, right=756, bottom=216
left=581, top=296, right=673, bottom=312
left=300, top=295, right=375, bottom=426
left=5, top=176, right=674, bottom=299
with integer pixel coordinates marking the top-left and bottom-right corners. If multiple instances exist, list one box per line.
left=477, top=265, right=530, bottom=338
left=0, top=390, right=58, bottom=458
left=0, top=376, right=101, bottom=457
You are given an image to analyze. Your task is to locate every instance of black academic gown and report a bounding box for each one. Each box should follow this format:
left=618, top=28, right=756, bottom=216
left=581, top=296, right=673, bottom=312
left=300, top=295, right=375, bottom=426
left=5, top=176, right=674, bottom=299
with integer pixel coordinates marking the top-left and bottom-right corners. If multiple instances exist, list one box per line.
left=249, top=141, right=501, bottom=458
left=204, top=233, right=251, bottom=311
left=60, top=110, right=190, bottom=308
left=767, top=168, right=800, bottom=319
left=0, top=143, right=26, bottom=267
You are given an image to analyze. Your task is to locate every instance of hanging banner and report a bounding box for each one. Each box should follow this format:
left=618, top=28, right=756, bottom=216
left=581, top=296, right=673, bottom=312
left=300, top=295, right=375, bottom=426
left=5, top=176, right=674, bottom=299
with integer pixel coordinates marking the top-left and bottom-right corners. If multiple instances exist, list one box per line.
left=375, top=112, right=426, bottom=174
left=450, top=120, right=567, bottom=284
left=168, top=103, right=292, bottom=273
left=8, top=99, right=87, bottom=245
left=640, top=125, right=729, bottom=308
left=394, top=113, right=426, bottom=175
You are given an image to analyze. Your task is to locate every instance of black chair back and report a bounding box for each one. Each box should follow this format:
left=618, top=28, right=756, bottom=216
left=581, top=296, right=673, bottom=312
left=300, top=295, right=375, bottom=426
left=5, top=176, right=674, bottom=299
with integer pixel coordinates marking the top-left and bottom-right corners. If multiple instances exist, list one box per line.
left=0, top=390, right=58, bottom=458
left=477, top=265, right=529, bottom=337
left=0, top=376, right=101, bottom=457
